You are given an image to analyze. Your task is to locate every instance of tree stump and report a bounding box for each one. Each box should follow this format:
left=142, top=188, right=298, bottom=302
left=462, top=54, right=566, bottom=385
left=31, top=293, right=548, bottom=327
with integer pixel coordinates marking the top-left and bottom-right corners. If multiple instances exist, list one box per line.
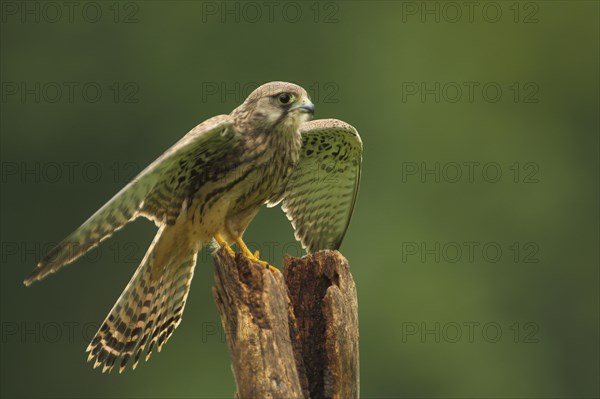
left=212, top=248, right=359, bottom=399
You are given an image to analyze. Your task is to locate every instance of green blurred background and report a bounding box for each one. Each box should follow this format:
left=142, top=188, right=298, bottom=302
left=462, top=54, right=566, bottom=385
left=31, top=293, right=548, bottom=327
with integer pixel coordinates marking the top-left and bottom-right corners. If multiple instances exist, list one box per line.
left=1, top=1, right=598, bottom=398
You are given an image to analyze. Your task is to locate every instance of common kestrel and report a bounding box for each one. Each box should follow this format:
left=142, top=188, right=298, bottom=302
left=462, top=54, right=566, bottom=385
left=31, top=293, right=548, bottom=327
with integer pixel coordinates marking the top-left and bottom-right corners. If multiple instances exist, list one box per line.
left=24, top=81, right=363, bottom=373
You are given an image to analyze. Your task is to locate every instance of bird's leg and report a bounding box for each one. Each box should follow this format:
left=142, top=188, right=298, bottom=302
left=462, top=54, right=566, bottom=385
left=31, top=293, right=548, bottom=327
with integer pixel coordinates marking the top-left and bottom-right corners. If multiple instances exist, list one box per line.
left=235, top=237, right=279, bottom=273
left=234, top=238, right=255, bottom=259
left=214, top=233, right=235, bottom=256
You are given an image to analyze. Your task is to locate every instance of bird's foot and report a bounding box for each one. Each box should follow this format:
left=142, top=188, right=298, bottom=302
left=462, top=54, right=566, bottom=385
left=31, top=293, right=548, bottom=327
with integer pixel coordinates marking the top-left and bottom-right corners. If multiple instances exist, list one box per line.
left=235, top=238, right=279, bottom=273
left=214, top=233, right=235, bottom=257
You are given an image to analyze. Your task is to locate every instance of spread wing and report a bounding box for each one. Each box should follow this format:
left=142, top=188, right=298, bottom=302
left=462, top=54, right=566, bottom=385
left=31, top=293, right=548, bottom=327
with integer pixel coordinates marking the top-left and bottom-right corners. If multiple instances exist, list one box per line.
left=24, top=115, right=235, bottom=286
left=268, top=119, right=362, bottom=253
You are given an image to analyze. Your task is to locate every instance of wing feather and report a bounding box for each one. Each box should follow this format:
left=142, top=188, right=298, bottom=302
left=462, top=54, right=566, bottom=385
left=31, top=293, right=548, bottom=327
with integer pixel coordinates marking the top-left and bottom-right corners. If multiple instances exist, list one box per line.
left=24, top=115, right=234, bottom=286
left=271, top=119, right=362, bottom=253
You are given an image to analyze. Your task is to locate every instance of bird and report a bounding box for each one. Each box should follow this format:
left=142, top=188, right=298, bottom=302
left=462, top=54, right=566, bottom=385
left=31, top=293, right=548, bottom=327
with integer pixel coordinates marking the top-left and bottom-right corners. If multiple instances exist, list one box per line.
left=24, top=81, right=362, bottom=373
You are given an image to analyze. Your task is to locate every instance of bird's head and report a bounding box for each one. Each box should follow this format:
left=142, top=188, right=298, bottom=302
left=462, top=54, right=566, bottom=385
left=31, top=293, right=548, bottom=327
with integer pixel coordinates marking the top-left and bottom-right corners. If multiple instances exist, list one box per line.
left=232, top=81, right=314, bottom=134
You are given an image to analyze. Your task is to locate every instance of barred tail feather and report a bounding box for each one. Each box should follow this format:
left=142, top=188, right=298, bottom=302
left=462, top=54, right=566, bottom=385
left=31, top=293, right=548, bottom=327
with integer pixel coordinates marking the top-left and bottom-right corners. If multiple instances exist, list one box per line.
left=86, top=226, right=198, bottom=373
left=132, top=255, right=195, bottom=368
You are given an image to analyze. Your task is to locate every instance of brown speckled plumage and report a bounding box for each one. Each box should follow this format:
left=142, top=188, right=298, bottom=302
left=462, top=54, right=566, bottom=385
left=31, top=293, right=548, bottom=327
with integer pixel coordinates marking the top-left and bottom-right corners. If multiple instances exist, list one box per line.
left=24, top=81, right=362, bottom=373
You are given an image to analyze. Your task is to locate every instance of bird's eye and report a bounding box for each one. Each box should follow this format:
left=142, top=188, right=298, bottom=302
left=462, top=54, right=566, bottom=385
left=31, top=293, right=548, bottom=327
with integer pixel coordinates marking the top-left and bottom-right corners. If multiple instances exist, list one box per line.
left=278, top=93, right=294, bottom=105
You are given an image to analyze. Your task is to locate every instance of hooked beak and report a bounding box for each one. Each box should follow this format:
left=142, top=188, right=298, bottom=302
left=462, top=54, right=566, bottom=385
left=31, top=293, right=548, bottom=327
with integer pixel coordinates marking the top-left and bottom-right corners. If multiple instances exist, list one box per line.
left=289, top=98, right=315, bottom=115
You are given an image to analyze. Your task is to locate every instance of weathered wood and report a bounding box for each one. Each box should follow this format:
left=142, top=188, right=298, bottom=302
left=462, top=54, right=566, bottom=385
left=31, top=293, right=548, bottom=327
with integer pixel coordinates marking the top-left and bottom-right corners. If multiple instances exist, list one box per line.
left=212, top=249, right=305, bottom=399
left=212, top=248, right=359, bottom=399
left=285, top=251, right=360, bottom=399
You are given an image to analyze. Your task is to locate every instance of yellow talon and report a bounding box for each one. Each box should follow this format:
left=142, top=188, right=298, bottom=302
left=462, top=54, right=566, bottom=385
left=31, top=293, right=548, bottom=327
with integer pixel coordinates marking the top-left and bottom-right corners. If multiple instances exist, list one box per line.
left=235, top=237, right=279, bottom=273
left=214, top=233, right=235, bottom=256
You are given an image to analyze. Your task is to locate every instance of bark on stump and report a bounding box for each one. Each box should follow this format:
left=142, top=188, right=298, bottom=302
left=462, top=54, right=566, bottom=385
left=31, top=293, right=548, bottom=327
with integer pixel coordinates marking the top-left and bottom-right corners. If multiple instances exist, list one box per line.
left=212, top=248, right=359, bottom=399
